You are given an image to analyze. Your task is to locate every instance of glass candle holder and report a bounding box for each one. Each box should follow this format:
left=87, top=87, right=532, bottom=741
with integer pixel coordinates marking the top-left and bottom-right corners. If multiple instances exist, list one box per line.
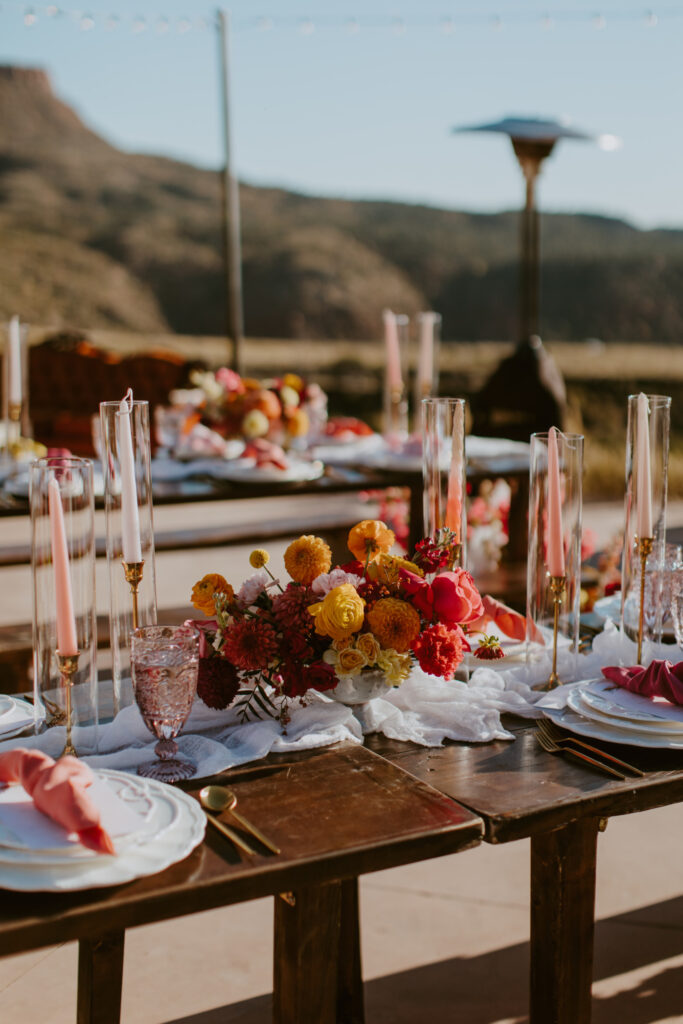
left=382, top=311, right=409, bottom=444
left=422, top=397, right=467, bottom=569
left=31, top=457, right=98, bottom=753
left=620, top=394, right=671, bottom=656
left=413, top=312, right=441, bottom=427
left=526, top=431, right=584, bottom=688
left=100, top=398, right=158, bottom=720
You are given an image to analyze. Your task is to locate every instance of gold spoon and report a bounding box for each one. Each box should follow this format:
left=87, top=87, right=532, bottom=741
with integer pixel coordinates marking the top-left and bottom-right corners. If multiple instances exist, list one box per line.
left=198, top=787, right=257, bottom=856
left=200, top=785, right=281, bottom=854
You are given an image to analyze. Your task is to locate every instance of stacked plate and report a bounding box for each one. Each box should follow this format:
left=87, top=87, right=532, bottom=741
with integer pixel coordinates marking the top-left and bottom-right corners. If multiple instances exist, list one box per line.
left=0, top=769, right=205, bottom=891
left=543, top=678, right=683, bottom=749
left=0, top=695, right=35, bottom=742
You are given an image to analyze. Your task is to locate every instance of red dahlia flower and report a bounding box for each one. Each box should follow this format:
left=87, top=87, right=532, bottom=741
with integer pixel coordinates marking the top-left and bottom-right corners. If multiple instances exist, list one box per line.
left=411, top=623, right=465, bottom=680
left=223, top=619, right=278, bottom=671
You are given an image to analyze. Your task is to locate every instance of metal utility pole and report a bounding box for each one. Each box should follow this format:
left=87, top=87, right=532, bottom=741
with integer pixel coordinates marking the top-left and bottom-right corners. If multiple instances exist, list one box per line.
left=217, top=8, right=244, bottom=374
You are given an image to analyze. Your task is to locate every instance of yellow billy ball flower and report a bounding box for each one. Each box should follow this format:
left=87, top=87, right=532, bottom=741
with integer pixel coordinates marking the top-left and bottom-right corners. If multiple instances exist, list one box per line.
left=249, top=549, right=270, bottom=569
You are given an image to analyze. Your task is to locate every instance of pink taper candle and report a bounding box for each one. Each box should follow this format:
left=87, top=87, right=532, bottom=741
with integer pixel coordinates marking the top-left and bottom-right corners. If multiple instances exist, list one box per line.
left=48, top=477, right=78, bottom=656
left=636, top=392, right=653, bottom=538
left=417, top=312, right=436, bottom=397
left=547, top=427, right=565, bottom=576
left=117, top=389, right=142, bottom=563
left=382, top=309, right=403, bottom=393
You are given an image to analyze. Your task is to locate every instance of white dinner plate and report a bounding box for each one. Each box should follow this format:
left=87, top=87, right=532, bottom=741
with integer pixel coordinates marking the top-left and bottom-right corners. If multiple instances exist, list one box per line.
left=212, top=457, right=324, bottom=483
left=0, top=696, right=14, bottom=722
left=0, top=771, right=205, bottom=890
left=542, top=704, right=683, bottom=749
left=578, top=679, right=683, bottom=728
left=566, top=688, right=683, bottom=737
left=0, top=697, right=35, bottom=740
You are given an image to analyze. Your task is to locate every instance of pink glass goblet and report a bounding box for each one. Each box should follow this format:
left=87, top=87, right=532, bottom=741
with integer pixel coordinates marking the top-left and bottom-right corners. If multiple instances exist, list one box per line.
left=131, top=625, right=199, bottom=783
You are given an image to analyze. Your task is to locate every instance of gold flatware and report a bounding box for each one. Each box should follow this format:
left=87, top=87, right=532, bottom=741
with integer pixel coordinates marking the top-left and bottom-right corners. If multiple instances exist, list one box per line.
left=537, top=717, right=645, bottom=777
left=198, top=788, right=257, bottom=856
left=200, top=785, right=281, bottom=854
left=535, top=722, right=627, bottom=779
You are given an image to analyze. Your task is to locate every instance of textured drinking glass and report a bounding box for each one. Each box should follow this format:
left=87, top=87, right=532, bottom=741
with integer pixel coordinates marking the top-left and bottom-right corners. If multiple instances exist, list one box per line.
left=422, top=397, right=467, bottom=569
left=526, top=432, right=583, bottom=684
left=100, top=399, right=158, bottom=719
left=31, top=457, right=98, bottom=751
left=620, top=394, right=671, bottom=647
left=671, top=566, right=683, bottom=651
left=383, top=313, right=409, bottom=444
left=131, top=626, right=199, bottom=782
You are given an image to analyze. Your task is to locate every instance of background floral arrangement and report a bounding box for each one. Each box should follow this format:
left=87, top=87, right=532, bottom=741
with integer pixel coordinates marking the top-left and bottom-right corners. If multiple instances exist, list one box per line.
left=190, top=519, right=489, bottom=724
left=188, top=367, right=327, bottom=447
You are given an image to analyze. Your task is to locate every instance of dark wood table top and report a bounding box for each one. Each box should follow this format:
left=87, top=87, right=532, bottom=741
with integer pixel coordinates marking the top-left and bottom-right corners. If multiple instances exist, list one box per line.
left=367, top=717, right=683, bottom=844
left=0, top=743, right=482, bottom=957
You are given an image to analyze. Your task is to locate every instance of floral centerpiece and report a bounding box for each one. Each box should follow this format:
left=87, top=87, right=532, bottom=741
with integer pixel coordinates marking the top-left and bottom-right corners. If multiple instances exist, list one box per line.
left=188, top=367, right=327, bottom=447
left=189, top=519, right=494, bottom=725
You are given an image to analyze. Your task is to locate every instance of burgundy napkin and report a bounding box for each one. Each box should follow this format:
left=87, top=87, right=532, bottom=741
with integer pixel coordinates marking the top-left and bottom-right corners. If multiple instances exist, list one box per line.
left=0, top=749, right=115, bottom=854
left=602, top=660, right=683, bottom=705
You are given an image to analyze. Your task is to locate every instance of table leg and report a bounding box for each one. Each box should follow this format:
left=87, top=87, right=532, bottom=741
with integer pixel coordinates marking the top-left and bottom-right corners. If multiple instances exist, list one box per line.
left=273, top=878, right=365, bottom=1024
left=530, top=818, right=599, bottom=1024
left=77, top=931, right=125, bottom=1024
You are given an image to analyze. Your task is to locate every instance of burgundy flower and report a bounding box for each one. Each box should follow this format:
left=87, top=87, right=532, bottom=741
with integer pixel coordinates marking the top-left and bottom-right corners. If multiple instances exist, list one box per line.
left=197, top=657, right=240, bottom=709
left=271, top=584, right=316, bottom=633
left=223, top=619, right=278, bottom=671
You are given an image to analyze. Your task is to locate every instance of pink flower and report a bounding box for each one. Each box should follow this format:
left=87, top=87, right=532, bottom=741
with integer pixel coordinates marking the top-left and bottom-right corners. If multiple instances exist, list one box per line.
left=399, top=568, right=484, bottom=626
left=237, top=570, right=277, bottom=608
left=215, top=367, right=245, bottom=395
left=311, top=569, right=363, bottom=596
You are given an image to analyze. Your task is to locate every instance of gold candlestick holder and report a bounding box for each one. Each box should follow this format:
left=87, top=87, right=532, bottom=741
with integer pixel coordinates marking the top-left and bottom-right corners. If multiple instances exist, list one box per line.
left=533, top=574, right=567, bottom=692
left=122, top=560, right=145, bottom=630
left=636, top=535, right=654, bottom=664
left=57, top=651, right=80, bottom=758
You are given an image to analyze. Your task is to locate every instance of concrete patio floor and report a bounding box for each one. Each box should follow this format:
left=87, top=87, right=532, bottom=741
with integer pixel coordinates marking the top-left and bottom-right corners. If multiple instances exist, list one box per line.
left=1, top=497, right=683, bottom=1022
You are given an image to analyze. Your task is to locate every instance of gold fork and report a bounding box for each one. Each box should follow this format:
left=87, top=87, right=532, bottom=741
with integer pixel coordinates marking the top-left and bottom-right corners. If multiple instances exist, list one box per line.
left=535, top=721, right=627, bottom=779
left=538, top=717, right=645, bottom=777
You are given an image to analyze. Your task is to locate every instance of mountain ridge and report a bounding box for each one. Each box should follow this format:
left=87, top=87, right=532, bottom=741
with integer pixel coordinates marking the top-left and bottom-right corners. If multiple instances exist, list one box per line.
left=2, top=65, right=683, bottom=341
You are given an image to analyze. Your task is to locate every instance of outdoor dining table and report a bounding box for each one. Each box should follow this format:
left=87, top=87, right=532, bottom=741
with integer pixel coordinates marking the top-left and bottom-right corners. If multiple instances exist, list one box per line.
left=2, top=712, right=683, bottom=1024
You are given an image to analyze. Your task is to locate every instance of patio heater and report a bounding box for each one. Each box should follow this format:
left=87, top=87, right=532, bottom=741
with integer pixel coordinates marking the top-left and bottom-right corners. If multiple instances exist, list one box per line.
left=451, top=116, right=619, bottom=439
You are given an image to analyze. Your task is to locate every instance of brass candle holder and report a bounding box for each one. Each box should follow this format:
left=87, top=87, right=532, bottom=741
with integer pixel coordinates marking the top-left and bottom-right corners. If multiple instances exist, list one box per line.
left=533, top=574, right=567, bottom=692
left=636, top=535, right=654, bottom=664
left=57, top=651, right=80, bottom=758
left=122, top=560, right=145, bottom=630
left=8, top=401, right=21, bottom=425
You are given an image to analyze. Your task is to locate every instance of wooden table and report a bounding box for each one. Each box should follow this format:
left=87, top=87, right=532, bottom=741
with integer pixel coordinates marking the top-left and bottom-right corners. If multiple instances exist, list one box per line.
left=0, top=744, right=482, bottom=1024
left=367, top=717, right=683, bottom=1024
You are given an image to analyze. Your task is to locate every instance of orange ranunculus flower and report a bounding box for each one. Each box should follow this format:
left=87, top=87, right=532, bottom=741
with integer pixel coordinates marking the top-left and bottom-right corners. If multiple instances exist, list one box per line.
left=348, top=520, right=395, bottom=564
left=284, top=535, right=332, bottom=585
left=191, top=573, right=234, bottom=616
left=308, top=584, right=366, bottom=641
left=367, top=597, right=421, bottom=653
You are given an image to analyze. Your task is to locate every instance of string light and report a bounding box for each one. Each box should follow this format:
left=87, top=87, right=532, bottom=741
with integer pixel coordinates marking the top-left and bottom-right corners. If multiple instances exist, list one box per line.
left=3, top=3, right=683, bottom=35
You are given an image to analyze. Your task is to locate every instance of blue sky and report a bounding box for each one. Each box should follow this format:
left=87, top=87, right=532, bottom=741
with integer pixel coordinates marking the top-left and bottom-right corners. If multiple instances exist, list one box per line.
left=1, top=0, right=682, bottom=227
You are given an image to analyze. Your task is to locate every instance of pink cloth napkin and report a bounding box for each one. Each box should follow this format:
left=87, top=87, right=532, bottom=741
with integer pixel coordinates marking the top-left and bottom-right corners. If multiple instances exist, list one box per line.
left=470, top=595, right=543, bottom=644
left=602, top=660, right=683, bottom=705
left=242, top=439, right=289, bottom=470
left=0, top=749, right=115, bottom=854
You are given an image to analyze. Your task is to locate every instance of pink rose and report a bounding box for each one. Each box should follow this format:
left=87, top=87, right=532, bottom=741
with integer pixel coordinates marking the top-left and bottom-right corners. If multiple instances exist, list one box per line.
left=431, top=569, right=484, bottom=625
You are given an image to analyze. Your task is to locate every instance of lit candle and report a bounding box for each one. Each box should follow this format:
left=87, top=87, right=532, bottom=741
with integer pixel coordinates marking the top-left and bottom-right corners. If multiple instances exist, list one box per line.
left=8, top=316, right=22, bottom=407
left=417, top=312, right=436, bottom=398
left=547, top=426, right=565, bottom=577
left=48, top=477, right=78, bottom=656
left=636, top=392, right=653, bottom=539
left=383, top=309, right=403, bottom=393
left=117, top=388, right=142, bottom=563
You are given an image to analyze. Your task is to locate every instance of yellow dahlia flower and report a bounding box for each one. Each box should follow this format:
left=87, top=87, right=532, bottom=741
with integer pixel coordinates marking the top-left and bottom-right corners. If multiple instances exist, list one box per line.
left=284, top=535, right=332, bottom=585
left=367, top=597, right=421, bottom=653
